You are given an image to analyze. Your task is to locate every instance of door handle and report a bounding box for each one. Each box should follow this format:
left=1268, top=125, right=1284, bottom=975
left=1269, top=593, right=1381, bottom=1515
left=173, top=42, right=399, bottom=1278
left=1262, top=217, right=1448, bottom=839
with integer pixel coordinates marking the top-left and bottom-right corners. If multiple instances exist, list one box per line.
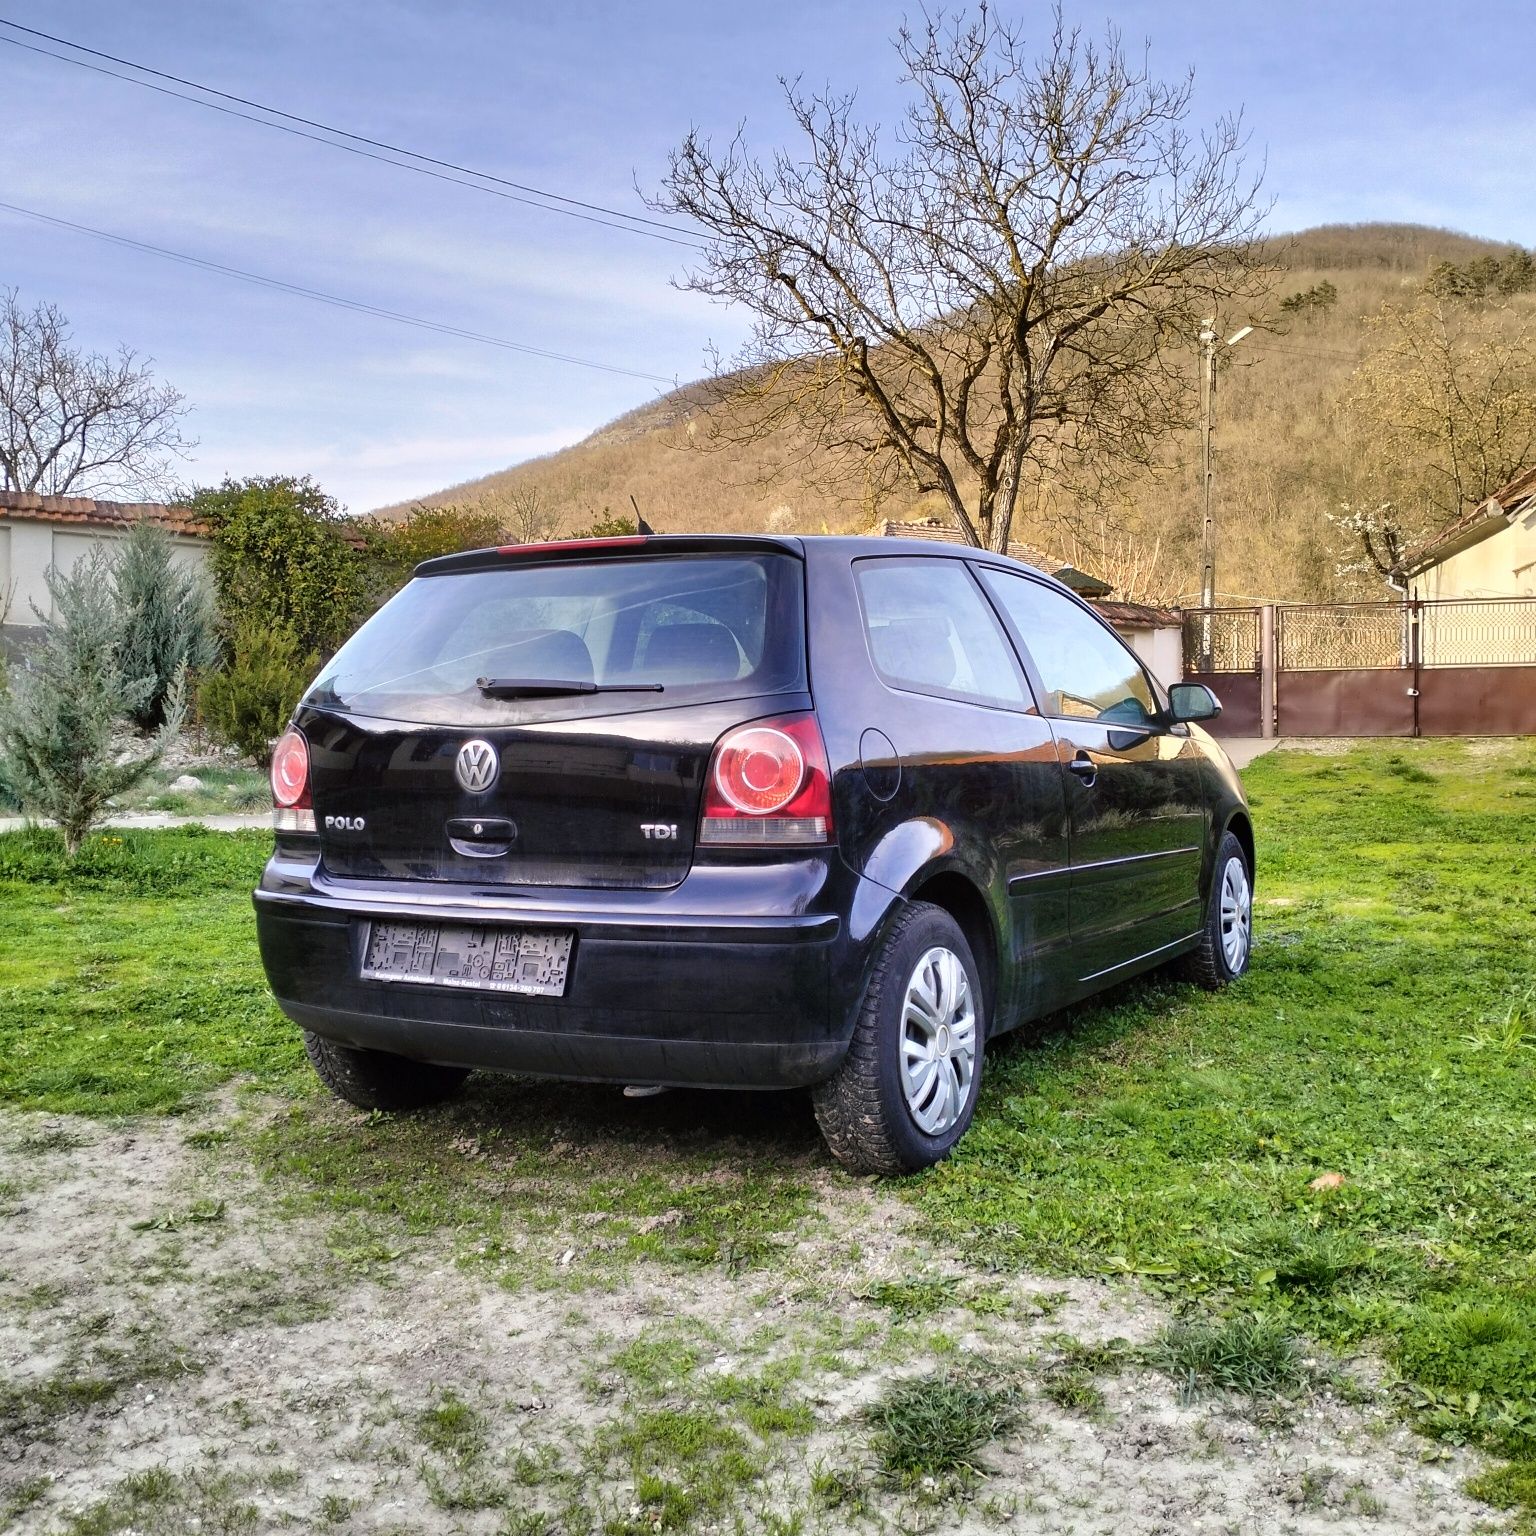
left=1068, top=752, right=1098, bottom=787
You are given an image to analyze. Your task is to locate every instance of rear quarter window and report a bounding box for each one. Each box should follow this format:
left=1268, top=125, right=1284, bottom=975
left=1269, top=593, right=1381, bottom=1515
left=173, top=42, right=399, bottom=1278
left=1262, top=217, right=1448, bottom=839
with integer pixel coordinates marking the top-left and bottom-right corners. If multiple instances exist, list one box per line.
left=854, top=557, right=1030, bottom=709
left=307, top=553, right=805, bottom=725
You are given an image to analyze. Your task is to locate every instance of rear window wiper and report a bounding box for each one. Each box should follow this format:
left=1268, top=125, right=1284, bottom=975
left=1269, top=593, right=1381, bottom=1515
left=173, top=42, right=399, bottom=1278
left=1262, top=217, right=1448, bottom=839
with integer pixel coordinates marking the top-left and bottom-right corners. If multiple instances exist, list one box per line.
left=475, top=677, right=665, bottom=698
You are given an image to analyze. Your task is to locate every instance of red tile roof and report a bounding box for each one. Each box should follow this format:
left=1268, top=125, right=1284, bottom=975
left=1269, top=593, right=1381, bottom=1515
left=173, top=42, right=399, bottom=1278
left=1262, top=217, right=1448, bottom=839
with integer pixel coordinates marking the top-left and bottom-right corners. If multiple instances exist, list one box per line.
left=0, top=489, right=210, bottom=538
left=1411, top=466, right=1536, bottom=571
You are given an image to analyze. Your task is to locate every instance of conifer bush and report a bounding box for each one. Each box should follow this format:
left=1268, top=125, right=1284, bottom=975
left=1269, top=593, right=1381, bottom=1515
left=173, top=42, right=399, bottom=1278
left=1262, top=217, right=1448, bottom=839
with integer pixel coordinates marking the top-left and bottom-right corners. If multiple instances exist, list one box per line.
left=196, top=619, right=315, bottom=767
left=112, top=518, right=218, bottom=730
left=0, top=549, right=183, bottom=854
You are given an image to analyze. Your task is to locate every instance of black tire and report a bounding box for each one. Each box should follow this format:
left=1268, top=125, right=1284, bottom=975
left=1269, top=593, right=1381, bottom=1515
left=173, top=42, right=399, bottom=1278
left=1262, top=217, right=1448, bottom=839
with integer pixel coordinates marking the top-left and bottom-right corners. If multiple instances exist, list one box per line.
left=1181, top=830, right=1253, bottom=990
left=303, top=1031, right=470, bottom=1111
left=813, top=902, right=985, bottom=1176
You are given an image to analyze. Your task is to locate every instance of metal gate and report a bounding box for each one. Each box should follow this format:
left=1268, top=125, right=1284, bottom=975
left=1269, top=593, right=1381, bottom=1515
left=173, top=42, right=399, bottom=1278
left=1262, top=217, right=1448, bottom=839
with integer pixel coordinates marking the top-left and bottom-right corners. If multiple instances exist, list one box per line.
left=1182, top=597, right=1536, bottom=737
left=1181, top=607, right=1264, bottom=735
left=1275, top=602, right=1415, bottom=736
left=1276, top=598, right=1536, bottom=737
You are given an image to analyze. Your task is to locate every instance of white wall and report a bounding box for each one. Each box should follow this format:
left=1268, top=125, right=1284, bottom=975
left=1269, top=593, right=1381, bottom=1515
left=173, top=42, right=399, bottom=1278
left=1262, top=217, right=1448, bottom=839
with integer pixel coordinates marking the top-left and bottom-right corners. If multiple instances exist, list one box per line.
left=0, top=518, right=208, bottom=627
left=0, top=520, right=53, bottom=626
left=1119, top=623, right=1183, bottom=688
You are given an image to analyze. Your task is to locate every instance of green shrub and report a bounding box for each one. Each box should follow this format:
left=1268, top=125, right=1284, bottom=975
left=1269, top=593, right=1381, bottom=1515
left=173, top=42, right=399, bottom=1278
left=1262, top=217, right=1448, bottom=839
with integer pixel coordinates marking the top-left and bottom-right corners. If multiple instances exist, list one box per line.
left=355, top=503, right=507, bottom=604
left=1466, top=1460, right=1536, bottom=1512
left=198, top=620, right=315, bottom=766
left=0, top=822, right=266, bottom=896
left=192, top=475, right=364, bottom=655
left=112, top=518, right=217, bottom=729
left=0, top=550, right=182, bottom=853
left=1398, top=1300, right=1536, bottom=1403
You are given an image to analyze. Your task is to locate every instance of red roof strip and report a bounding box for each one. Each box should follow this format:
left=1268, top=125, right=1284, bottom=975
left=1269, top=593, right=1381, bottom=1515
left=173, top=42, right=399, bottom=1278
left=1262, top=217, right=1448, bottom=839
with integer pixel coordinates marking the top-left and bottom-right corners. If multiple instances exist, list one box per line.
left=0, top=488, right=209, bottom=537
left=495, top=536, right=648, bottom=555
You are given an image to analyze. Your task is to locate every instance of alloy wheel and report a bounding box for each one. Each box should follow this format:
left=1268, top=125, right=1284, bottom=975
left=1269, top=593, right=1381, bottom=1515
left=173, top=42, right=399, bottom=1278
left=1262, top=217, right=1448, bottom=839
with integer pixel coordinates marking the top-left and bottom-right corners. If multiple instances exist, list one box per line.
left=1220, top=855, right=1252, bottom=973
left=900, top=945, right=977, bottom=1136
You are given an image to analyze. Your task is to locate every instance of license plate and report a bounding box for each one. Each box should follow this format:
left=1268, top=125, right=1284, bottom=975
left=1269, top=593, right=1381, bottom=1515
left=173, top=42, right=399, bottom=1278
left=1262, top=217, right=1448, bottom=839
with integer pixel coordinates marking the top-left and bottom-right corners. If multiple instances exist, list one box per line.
left=361, top=922, right=573, bottom=997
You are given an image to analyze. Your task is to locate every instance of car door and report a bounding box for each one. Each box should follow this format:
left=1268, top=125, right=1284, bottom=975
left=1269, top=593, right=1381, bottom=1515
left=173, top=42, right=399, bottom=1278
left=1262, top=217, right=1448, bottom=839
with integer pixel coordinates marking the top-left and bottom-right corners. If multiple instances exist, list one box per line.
left=976, top=567, right=1207, bottom=981
left=846, top=557, right=1074, bottom=1024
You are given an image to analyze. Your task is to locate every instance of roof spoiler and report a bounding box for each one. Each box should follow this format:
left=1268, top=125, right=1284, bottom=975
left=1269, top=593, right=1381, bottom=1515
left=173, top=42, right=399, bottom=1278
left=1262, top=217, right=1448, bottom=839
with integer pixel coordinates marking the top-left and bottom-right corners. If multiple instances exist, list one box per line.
left=414, top=532, right=804, bottom=578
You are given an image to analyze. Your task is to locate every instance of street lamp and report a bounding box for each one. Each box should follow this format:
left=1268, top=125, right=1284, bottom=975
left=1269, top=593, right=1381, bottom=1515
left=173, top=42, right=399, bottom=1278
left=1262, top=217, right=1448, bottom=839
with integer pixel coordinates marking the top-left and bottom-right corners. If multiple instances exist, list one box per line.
left=1199, top=318, right=1254, bottom=617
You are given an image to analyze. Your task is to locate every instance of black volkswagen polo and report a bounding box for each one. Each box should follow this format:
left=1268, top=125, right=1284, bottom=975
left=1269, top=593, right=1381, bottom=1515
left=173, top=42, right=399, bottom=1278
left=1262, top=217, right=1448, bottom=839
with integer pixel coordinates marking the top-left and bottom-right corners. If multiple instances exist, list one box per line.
left=255, top=534, right=1253, bottom=1174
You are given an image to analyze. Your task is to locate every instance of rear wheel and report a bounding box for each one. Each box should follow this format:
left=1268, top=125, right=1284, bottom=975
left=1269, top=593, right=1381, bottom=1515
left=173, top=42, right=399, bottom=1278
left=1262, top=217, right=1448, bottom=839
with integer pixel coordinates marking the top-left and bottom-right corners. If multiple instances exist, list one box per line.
left=813, top=903, right=984, bottom=1175
left=1182, top=830, right=1253, bottom=989
left=303, top=1032, right=470, bottom=1111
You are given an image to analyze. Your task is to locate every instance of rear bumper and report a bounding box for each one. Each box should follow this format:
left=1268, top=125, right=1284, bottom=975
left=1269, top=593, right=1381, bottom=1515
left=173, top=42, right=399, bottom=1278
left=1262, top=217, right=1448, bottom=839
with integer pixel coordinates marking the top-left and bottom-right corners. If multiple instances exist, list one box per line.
left=253, top=854, right=873, bottom=1089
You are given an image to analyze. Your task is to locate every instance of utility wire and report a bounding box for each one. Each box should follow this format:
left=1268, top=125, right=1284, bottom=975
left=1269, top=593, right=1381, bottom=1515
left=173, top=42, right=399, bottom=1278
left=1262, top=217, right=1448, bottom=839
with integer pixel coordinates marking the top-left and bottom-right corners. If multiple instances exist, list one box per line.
left=0, top=18, right=706, bottom=249
left=19, top=186, right=1337, bottom=388
left=0, top=199, right=679, bottom=386
left=1244, top=338, right=1362, bottom=364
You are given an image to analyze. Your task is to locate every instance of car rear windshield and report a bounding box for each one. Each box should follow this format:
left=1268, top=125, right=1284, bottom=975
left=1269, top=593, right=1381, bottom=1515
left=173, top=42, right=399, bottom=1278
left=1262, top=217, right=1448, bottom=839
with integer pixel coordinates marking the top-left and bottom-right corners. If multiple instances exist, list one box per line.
left=305, top=552, right=807, bottom=726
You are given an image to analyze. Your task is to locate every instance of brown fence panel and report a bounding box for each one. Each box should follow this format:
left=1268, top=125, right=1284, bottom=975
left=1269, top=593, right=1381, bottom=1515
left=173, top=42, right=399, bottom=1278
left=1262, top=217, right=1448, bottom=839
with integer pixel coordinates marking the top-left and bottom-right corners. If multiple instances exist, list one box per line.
left=1417, top=667, right=1536, bottom=735
left=1276, top=668, right=1417, bottom=737
left=1278, top=603, right=1408, bottom=671
left=1200, top=674, right=1264, bottom=735
left=1188, top=597, right=1536, bottom=736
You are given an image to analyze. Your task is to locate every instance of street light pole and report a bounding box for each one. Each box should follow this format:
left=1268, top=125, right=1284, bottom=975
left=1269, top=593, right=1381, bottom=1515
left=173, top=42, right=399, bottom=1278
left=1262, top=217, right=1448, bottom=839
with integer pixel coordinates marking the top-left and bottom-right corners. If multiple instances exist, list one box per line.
left=1199, top=317, right=1218, bottom=615
left=1196, top=319, right=1253, bottom=666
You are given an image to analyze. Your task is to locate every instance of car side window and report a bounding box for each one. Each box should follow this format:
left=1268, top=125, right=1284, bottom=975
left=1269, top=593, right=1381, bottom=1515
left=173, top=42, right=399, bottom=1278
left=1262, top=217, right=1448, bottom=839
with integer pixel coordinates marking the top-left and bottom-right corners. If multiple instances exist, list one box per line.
left=855, top=558, right=1030, bottom=708
left=978, top=569, right=1158, bottom=725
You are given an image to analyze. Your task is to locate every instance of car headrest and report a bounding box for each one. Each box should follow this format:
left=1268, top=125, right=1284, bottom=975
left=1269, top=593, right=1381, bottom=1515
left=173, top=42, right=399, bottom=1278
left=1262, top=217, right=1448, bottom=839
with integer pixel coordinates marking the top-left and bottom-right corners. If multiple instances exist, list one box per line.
left=640, top=622, right=742, bottom=683
left=869, top=616, right=956, bottom=689
left=501, top=628, right=595, bottom=685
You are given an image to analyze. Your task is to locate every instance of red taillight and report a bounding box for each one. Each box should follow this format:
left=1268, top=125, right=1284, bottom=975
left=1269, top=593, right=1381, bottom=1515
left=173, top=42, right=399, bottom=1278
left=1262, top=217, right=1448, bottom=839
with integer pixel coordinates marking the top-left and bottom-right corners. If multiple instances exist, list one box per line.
left=270, top=729, right=311, bottom=810
left=700, top=713, right=833, bottom=846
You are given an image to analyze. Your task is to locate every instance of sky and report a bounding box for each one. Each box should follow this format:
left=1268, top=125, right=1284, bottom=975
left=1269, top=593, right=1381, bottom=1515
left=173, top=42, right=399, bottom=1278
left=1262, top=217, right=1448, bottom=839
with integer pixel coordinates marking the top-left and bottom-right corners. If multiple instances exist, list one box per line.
left=2, top=0, right=1533, bottom=513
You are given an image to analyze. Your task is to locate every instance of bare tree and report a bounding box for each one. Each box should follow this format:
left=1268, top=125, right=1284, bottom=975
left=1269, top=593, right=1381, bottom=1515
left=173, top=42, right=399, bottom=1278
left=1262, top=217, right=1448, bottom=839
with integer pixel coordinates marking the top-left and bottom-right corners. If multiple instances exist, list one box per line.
left=1330, top=297, right=1536, bottom=588
left=0, top=289, right=191, bottom=498
left=1344, top=297, right=1536, bottom=519
left=500, top=485, right=559, bottom=544
left=656, top=6, right=1273, bottom=553
left=1061, top=509, right=1179, bottom=605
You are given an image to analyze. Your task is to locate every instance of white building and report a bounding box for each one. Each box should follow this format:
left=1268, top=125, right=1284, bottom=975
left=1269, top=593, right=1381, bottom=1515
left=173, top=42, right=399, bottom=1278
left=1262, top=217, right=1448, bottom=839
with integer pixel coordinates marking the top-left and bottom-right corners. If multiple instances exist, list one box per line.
left=0, top=490, right=211, bottom=652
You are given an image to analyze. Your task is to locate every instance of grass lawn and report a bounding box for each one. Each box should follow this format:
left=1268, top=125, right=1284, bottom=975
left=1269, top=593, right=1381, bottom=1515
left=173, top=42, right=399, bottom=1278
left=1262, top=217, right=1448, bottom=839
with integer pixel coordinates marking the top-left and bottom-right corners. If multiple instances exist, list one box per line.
left=0, top=827, right=304, bottom=1115
left=1, top=738, right=1533, bottom=1514
left=915, top=738, right=1536, bottom=1513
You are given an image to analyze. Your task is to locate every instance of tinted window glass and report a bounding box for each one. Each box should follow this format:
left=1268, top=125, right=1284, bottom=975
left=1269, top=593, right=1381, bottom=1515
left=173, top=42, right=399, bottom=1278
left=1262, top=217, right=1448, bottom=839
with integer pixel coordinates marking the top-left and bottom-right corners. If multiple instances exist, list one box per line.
left=855, top=559, right=1028, bottom=707
left=979, top=569, right=1157, bottom=724
left=309, top=554, right=804, bottom=725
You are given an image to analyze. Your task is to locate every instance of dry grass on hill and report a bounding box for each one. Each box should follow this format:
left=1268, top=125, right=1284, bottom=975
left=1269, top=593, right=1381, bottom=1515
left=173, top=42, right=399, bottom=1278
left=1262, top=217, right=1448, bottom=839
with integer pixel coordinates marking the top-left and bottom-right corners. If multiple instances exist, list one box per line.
left=376, top=224, right=1520, bottom=601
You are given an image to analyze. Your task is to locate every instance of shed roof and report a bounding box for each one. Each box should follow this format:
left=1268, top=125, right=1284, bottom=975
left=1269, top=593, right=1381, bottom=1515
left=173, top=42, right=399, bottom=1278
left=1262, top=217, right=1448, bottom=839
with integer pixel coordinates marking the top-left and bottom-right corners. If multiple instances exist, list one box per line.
left=875, top=517, right=1113, bottom=596
left=1094, top=599, right=1183, bottom=628
left=0, top=489, right=210, bottom=538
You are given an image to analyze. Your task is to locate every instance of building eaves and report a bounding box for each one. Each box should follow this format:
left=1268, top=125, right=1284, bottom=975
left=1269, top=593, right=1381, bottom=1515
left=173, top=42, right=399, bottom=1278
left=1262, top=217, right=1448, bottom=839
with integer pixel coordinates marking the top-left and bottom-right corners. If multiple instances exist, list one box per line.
left=0, top=489, right=210, bottom=538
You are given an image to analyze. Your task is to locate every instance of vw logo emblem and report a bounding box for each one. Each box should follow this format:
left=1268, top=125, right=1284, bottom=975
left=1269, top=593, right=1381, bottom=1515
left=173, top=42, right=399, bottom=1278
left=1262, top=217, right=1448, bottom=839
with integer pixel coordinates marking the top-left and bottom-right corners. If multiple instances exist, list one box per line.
left=454, top=739, right=500, bottom=794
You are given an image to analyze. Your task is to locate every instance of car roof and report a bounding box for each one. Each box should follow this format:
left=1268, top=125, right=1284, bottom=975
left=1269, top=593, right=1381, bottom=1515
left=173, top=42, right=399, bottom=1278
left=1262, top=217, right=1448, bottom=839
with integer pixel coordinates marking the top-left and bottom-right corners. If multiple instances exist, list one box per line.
left=416, top=531, right=1070, bottom=595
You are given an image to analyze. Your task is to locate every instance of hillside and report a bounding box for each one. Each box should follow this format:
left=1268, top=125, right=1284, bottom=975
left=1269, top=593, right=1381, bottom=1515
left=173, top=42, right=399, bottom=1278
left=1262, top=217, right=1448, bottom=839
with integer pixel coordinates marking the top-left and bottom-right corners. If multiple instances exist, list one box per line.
left=375, top=224, right=1520, bottom=602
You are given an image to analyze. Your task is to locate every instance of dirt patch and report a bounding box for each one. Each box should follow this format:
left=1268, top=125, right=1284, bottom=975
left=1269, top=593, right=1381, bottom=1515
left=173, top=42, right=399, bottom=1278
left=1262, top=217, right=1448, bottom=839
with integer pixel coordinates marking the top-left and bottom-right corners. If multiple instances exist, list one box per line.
left=0, top=1103, right=1504, bottom=1535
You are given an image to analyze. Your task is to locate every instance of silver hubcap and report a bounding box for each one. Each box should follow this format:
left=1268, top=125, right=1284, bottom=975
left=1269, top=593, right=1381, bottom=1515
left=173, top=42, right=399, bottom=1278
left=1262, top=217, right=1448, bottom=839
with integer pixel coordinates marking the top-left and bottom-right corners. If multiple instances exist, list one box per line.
left=900, top=946, right=977, bottom=1137
left=1219, top=855, right=1252, bottom=972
